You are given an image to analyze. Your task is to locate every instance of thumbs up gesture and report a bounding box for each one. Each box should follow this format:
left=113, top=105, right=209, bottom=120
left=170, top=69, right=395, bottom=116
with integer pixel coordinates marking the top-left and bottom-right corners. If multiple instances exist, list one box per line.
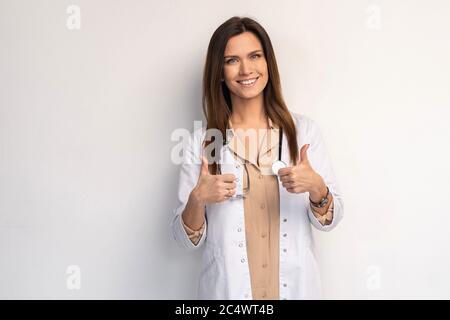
left=193, top=155, right=237, bottom=205
left=278, top=144, right=327, bottom=200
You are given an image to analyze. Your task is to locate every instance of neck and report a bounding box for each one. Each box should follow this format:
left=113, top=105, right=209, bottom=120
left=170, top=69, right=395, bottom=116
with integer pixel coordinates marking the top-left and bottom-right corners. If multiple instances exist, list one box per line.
left=229, top=93, right=267, bottom=127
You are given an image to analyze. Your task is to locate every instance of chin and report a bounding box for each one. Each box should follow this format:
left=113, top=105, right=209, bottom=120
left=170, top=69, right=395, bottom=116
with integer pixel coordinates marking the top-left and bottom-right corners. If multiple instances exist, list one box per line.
left=231, top=87, right=263, bottom=99
left=240, top=90, right=264, bottom=100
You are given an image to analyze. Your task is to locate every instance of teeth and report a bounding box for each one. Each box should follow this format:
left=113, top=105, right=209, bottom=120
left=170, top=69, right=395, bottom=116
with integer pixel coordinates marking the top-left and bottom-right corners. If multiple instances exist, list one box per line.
left=238, top=77, right=258, bottom=85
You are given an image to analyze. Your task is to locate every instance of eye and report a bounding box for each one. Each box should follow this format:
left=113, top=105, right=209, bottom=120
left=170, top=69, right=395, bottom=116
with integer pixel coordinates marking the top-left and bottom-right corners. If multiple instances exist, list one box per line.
left=251, top=54, right=261, bottom=59
left=226, top=58, right=237, bottom=64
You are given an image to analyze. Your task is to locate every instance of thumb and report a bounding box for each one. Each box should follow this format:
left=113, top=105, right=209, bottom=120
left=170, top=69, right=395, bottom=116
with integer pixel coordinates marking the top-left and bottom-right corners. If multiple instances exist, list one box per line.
left=298, top=144, right=310, bottom=165
left=200, top=155, right=210, bottom=176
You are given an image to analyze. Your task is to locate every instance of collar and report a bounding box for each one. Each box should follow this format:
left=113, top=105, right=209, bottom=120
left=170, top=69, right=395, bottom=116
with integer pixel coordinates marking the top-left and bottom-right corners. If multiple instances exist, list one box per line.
left=226, top=116, right=279, bottom=168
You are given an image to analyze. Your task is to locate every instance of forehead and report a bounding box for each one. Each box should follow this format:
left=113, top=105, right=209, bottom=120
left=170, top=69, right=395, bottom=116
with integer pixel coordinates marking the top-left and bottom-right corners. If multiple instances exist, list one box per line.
left=224, top=32, right=263, bottom=56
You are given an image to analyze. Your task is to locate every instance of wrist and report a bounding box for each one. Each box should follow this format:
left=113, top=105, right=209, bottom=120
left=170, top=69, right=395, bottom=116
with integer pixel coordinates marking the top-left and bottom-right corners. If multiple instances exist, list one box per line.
left=190, top=187, right=206, bottom=207
left=309, top=177, right=328, bottom=203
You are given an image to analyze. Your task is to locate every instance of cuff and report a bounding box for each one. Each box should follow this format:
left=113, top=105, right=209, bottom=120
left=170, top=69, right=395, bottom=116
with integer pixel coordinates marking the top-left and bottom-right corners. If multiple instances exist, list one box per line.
left=310, top=197, right=334, bottom=226
left=181, top=215, right=206, bottom=245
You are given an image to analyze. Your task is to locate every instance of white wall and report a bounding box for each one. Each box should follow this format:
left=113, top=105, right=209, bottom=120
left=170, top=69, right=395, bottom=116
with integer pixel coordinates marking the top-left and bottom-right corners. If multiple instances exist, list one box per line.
left=1, top=0, right=449, bottom=299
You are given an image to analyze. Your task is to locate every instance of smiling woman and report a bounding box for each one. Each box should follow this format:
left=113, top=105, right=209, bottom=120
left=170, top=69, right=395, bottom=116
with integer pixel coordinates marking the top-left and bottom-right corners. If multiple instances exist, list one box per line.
left=171, top=16, right=344, bottom=300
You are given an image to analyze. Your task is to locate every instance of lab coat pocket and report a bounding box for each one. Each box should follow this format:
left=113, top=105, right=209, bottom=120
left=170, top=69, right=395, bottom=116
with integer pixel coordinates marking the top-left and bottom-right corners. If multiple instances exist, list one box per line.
left=197, top=243, right=225, bottom=299
left=200, top=244, right=219, bottom=275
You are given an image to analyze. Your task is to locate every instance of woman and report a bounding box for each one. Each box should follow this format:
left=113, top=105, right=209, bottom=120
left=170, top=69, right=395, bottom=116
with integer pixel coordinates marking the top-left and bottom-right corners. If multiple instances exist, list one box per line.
left=171, top=16, right=344, bottom=300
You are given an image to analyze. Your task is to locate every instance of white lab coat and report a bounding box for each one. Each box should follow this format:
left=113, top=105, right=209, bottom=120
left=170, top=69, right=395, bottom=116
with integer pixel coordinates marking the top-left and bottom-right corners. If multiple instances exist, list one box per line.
left=171, top=112, right=344, bottom=300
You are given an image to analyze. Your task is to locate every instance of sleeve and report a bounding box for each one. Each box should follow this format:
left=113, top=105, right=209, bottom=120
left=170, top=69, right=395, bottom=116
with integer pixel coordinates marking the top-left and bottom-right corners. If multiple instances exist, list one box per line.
left=170, top=130, right=208, bottom=251
left=305, top=118, right=344, bottom=231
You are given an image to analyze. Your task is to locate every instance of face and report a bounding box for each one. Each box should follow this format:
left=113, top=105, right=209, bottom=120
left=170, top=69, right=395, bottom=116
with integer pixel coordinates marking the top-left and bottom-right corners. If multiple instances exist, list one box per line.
left=223, top=31, right=269, bottom=101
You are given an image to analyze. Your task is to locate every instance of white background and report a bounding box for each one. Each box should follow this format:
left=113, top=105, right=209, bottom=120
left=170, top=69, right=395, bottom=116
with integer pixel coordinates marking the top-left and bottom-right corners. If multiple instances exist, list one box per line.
left=1, top=0, right=449, bottom=299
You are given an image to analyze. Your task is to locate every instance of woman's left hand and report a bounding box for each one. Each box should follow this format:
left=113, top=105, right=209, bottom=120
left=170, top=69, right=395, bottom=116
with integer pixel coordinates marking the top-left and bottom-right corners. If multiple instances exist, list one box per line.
left=278, top=144, right=327, bottom=200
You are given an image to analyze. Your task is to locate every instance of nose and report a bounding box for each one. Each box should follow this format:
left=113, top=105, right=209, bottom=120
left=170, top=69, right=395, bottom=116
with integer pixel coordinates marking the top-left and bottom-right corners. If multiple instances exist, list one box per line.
left=239, top=59, right=254, bottom=76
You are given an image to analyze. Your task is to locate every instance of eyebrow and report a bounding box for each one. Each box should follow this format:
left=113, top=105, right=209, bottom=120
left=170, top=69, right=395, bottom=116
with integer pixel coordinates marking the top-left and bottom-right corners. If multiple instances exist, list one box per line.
left=224, top=50, right=263, bottom=59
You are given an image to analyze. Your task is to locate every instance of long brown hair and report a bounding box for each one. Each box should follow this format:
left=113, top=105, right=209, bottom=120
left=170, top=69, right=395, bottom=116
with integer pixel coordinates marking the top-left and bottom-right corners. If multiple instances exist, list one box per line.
left=202, top=16, right=299, bottom=173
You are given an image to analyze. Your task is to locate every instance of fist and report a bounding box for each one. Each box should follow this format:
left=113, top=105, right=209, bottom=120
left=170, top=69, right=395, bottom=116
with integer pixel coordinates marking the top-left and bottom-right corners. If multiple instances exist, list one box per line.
left=194, top=156, right=237, bottom=204
left=278, top=144, right=324, bottom=194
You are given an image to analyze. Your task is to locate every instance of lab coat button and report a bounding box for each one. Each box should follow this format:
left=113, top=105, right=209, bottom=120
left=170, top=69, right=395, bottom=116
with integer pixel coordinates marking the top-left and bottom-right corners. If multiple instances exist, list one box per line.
left=241, top=258, right=246, bottom=263
left=283, top=218, right=287, bottom=222
left=238, top=243, right=243, bottom=247
left=283, top=283, right=287, bottom=287
left=283, top=248, right=287, bottom=253
left=283, top=233, right=287, bottom=237
left=237, top=227, right=242, bottom=232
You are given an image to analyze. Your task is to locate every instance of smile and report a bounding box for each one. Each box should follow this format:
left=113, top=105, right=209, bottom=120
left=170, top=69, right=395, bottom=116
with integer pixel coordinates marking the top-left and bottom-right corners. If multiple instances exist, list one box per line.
left=237, top=76, right=259, bottom=87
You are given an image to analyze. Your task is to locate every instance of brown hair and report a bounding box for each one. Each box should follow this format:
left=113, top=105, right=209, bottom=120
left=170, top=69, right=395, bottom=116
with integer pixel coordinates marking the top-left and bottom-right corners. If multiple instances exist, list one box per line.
left=202, top=16, right=299, bottom=173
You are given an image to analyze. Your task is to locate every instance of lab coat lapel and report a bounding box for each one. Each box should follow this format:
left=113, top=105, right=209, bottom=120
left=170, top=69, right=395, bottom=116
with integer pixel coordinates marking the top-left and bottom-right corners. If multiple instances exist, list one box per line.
left=281, top=129, right=290, bottom=167
left=258, top=126, right=279, bottom=159
left=279, top=129, right=292, bottom=202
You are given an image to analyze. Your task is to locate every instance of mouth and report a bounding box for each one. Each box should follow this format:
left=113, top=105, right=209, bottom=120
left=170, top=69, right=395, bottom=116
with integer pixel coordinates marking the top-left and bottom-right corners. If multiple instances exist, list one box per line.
left=236, top=76, right=259, bottom=87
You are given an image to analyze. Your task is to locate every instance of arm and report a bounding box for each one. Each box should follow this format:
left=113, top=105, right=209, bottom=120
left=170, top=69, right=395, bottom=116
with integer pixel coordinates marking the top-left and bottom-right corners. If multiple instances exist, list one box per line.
left=305, top=119, right=344, bottom=231
left=308, top=179, right=334, bottom=226
left=182, top=188, right=206, bottom=231
left=181, top=189, right=206, bottom=245
left=170, top=131, right=208, bottom=251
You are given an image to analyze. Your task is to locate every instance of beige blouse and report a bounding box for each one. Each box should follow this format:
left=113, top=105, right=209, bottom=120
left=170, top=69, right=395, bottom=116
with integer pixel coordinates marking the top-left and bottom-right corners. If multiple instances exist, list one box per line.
left=181, top=117, right=334, bottom=300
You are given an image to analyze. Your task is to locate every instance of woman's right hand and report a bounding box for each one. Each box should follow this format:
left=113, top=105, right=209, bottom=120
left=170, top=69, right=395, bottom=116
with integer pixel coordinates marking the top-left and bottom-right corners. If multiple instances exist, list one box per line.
left=191, top=156, right=237, bottom=205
